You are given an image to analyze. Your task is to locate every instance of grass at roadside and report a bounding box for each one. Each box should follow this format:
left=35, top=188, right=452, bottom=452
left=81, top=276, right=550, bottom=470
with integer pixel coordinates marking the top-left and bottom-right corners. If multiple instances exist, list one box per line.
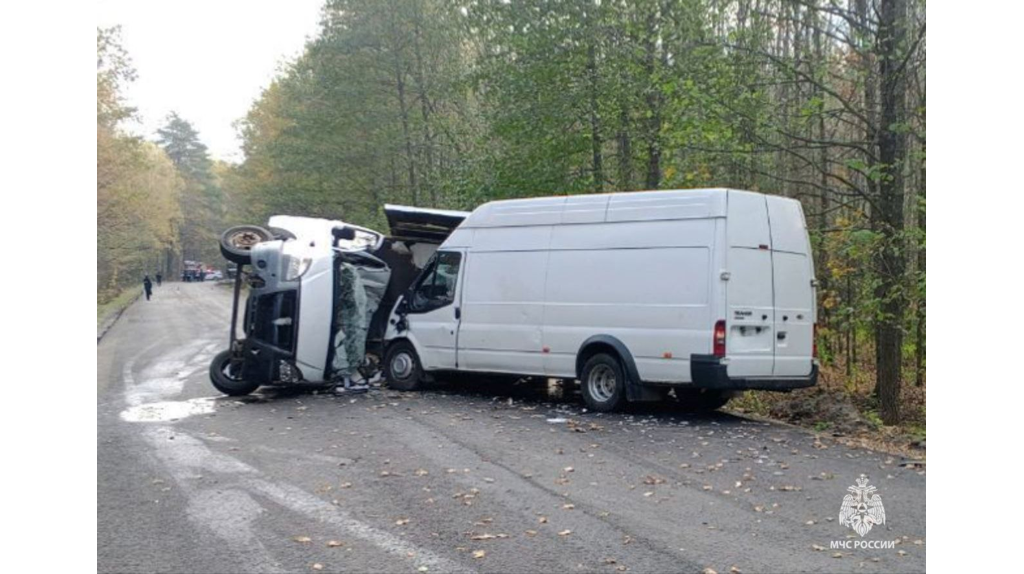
left=97, top=288, right=140, bottom=328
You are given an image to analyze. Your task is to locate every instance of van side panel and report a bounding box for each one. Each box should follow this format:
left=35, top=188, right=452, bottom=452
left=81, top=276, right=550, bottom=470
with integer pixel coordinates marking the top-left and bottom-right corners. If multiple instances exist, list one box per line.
left=458, top=249, right=549, bottom=374
left=542, top=219, right=712, bottom=382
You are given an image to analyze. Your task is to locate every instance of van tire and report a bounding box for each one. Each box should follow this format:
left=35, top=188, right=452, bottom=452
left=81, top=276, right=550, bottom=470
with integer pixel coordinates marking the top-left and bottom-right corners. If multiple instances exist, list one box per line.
left=581, top=353, right=627, bottom=412
left=209, top=350, right=260, bottom=396
left=675, top=389, right=731, bottom=412
left=220, top=225, right=272, bottom=264
left=384, top=341, right=424, bottom=391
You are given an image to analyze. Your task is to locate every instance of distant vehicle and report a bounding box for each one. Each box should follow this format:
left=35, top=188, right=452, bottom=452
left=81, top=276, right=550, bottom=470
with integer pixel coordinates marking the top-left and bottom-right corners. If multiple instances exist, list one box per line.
left=209, top=189, right=818, bottom=413
left=207, top=270, right=224, bottom=281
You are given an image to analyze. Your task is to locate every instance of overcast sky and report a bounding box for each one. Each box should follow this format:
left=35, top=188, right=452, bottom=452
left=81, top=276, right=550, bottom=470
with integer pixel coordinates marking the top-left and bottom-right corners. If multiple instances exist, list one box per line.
left=97, top=0, right=324, bottom=162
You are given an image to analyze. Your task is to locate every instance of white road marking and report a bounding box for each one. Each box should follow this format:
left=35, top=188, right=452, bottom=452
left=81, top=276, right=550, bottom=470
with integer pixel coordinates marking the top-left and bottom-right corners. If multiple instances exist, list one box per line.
left=125, top=343, right=473, bottom=573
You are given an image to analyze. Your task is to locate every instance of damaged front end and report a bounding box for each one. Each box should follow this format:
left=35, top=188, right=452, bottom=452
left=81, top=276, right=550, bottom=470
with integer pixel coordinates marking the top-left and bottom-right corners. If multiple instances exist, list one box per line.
left=210, top=206, right=467, bottom=396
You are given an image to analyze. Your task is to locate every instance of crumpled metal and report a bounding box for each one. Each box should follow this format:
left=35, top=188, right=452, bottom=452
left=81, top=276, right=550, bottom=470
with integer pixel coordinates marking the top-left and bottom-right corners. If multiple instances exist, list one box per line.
left=331, top=258, right=391, bottom=377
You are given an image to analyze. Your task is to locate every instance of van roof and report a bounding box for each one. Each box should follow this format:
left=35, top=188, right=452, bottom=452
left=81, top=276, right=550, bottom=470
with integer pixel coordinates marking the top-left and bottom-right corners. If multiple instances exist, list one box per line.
left=459, top=188, right=787, bottom=229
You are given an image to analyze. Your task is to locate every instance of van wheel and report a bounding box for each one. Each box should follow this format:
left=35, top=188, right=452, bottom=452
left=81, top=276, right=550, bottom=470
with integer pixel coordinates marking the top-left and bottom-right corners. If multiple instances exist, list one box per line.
left=675, top=389, right=731, bottom=412
left=581, top=353, right=627, bottom=412
left=209, top=350, right=260, bottom=396
left=384, top=341, right=424, bottom=391
left=220, top=225, right=272, bottom=264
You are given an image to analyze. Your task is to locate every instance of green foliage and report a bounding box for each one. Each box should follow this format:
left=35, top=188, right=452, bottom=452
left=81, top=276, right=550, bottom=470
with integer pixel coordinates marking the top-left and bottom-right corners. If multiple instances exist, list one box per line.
left=156, top=113, right=225, bottom=265
left=97, top=28, right=184, bottom=302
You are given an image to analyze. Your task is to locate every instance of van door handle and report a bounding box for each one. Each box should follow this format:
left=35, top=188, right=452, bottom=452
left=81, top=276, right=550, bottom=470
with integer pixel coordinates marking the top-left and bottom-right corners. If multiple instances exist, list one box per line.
left=777, top=332, right=786, bottom=340
left=454, top=307, right=461, bottom=320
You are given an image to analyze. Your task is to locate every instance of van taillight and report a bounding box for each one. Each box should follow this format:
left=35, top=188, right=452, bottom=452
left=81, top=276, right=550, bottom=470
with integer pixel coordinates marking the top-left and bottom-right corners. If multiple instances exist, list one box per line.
left=713, top=320, right=727, bottom=358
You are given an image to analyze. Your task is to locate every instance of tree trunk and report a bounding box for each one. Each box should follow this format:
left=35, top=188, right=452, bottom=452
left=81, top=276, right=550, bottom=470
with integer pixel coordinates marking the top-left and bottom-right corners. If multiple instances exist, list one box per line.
left=616, top=103, right=633, bottom=190
left=587, top=41, right=604, bottom=192
left=642, top=11, right=661, bottom=189
left=874, top=0, right=908, bottom=425
left=411, top=2, right=436, bottom=206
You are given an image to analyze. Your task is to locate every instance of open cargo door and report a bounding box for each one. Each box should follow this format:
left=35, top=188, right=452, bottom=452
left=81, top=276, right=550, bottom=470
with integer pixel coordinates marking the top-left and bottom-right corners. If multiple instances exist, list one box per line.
left=384, top=204, right=470, bottom=244
left=360, top=205, right=471, bottom=358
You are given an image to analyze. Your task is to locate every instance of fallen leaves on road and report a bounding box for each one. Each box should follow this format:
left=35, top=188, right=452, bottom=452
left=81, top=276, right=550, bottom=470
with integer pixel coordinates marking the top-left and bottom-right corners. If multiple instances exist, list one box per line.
left=293, top=536, right=312, bottom=544
left=326, top=540, right=344, bottom=547
left=472, top=550, right=486, bottom=559
left=396, top=518, right=410, bottom=525
left=469, top=533, right=509, bottom=540
left=811, top=544, right=826, bottom=551
left=312, top=564, right=324, bottom=571
left=558, top=529, right=573, bottom=536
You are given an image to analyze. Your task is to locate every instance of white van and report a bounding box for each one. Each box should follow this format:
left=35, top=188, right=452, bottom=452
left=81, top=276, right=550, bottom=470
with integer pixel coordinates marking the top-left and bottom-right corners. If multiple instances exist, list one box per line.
left=382, top=188, right=818, bottom=411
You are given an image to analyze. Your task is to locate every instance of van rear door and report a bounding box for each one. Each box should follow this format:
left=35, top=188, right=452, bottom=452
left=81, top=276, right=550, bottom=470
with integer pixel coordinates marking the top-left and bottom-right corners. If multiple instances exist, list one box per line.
left=770, top=194, right=815, bottom=378
left=725, top=191, right=776, bottom=378
left=766, top=196, right=815, bottom=376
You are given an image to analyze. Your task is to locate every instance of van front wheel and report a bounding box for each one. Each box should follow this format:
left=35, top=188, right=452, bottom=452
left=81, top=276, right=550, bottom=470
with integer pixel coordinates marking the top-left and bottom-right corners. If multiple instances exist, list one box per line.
left=384, top=341, right=424, bottom=391
left=581, top=354, right=627, bottom=412
left=209, top=350, right=260, bottom=396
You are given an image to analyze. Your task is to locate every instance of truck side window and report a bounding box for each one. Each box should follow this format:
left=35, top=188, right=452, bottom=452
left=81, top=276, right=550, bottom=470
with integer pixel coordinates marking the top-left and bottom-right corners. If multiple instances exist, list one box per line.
left=410, top=251, right=461, bottom=312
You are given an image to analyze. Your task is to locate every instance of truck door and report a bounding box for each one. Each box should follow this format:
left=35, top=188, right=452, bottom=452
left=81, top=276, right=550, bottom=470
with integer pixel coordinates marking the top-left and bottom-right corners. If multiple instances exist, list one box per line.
left=402, top=250, right=464, bottom=370
left=766, top=196, right=815, bottom=377
left=725, top=191, right=776, bottom=377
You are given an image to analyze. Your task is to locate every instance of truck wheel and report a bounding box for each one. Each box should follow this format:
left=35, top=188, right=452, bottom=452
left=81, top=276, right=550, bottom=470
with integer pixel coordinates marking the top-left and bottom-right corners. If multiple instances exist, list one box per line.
left=209, top=350, right=260, bottom=396
left=384, top=341, right=424, bottom=391
left=581, top=353, right=627, bottom=412
left=220, top=225, right=272, bottom=264
left=675, top=389, right=731, bottom=412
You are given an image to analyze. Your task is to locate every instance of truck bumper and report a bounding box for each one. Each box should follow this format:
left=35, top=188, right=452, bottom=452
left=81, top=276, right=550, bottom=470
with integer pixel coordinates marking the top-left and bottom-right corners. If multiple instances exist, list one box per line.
left=690, top=355, right=817, bottom=391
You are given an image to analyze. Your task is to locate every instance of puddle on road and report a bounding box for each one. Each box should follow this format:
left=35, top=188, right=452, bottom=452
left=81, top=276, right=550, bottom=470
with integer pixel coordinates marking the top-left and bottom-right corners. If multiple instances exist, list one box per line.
left=120, top=397, right=218, bottom=423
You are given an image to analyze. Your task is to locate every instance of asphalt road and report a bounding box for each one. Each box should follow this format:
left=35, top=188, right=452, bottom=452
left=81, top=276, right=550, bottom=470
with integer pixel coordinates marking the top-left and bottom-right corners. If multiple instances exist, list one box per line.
left=98, top=282, right=925, bottom=574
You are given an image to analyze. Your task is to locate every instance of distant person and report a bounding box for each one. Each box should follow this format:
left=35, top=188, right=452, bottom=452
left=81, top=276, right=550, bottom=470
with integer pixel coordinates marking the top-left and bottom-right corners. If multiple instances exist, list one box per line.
left=155, top=272, right=162, bottom=286
left=143, top=276, right=153, bottom=301
left=199, top=269, right=206, bottom=282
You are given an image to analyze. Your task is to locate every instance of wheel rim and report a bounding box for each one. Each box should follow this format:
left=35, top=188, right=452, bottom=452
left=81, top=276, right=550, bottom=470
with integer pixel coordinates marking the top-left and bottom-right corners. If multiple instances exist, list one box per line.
left=391, top=351, right=414, bottom=380
left=587, top=364, right=617, bottom=402
left=221, top=359, right=244, bottom=381
left=229, top=230, right=263, bottom=250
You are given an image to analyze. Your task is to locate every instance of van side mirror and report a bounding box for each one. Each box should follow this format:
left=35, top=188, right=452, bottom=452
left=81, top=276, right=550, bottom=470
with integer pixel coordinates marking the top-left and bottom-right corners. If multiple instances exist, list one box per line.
left=332, top=226, right=356, bottom=241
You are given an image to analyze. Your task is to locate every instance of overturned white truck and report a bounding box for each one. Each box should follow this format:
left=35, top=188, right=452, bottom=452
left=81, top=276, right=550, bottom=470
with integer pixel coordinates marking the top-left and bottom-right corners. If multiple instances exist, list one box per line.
left=210, top=205, right=468, bottom=397
left=211, top=189, right=818, bottom=412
